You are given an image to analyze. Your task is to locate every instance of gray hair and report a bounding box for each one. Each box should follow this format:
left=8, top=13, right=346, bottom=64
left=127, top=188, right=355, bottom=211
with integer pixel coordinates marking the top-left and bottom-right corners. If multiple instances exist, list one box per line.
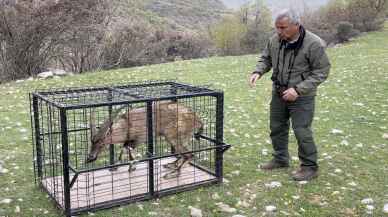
left=275, top=9, right=301, bottom=25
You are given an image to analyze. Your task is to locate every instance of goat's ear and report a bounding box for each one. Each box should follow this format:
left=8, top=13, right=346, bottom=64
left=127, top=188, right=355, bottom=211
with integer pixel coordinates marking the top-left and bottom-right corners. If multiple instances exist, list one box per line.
left=90, top=110, right=97, bottom=142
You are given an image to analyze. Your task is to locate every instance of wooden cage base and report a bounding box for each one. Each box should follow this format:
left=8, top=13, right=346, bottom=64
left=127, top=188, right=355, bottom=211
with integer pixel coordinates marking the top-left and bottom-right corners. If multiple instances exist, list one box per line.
left=41, top=157, right=215, bottom=210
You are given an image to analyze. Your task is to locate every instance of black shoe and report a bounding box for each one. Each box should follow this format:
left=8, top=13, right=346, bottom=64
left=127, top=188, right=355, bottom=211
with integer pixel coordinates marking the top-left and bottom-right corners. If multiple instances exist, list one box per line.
left=291, top=167, right=318, bottom=181
left=260, top=159, right=289, bottom=170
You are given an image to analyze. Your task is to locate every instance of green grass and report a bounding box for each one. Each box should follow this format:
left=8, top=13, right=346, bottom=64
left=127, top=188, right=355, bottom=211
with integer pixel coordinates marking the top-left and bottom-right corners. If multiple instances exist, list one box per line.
left=1, top=24, right=388, bottom=216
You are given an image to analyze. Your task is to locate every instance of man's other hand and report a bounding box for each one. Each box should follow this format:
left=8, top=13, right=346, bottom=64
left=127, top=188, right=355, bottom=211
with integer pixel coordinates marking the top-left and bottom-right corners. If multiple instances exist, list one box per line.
left=282, top=88, right=299, bottom=102
left=249, top=73, right=261, bottom=88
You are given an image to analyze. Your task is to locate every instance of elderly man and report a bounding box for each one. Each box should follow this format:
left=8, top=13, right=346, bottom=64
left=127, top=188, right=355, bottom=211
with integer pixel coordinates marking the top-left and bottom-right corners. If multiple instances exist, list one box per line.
left=249, top=9, right=331, bottom=181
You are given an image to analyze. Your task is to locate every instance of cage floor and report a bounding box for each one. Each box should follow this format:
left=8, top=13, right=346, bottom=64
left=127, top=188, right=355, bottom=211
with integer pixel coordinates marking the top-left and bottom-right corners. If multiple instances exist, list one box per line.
left=42, top=157, right=215, bottom=210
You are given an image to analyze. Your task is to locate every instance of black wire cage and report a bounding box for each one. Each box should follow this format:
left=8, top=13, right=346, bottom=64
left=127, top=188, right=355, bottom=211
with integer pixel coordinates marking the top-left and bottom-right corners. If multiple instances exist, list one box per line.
left=29, top=81, right=231, bottom=216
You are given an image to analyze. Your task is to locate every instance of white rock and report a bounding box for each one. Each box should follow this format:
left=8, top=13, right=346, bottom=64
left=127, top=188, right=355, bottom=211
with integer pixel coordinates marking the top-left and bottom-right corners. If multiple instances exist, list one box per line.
left=189, top=206, right=202, bottom=217
left=334, top=168, right=343, bottom=173
left=383, top=133, right=388, bottom=140
left=331, top=129, right=344, bottom=134
left=366, top=204, right=374, bottom=214
left=212, top=193, right=220, bottom=200
left=15, top=206, right=20, bottom=213
left=231, top=170, right=240, bottom=176
left=340, top=140, right=349, bottom=146
left=383, top=203, right=388, bottom=213
left=236, top=200, right=250, bottom=208
left=265, top=181, right=282, bottom=188
left=298, top=181, right=308, bottom=185
left=216, top=202, right=237, bottom=213
left=37, top=71, right=54, bottom=79
left=232, top=215, right=246, bottom=217
left=348, top=182, right=357, bottom=186
left=361, top=198, right=374, bottom=204
left=265, top=205, right=277, bottom=212
left=0, top=198, right=12, bottom=204
left=148, top=212, right=158, bottom=216
left=356, top=143, right=363, bottom=148
left=52, top=69, right=67, bottom=76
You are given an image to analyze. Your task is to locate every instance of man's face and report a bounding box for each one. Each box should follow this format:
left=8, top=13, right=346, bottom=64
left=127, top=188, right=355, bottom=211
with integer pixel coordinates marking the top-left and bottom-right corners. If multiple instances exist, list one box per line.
left=275, top=17, right=299, bottom=42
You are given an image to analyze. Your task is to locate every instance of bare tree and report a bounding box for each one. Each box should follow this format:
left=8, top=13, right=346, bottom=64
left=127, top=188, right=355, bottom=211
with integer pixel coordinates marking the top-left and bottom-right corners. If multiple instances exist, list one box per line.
left=0, top=0, right=111, bottom=82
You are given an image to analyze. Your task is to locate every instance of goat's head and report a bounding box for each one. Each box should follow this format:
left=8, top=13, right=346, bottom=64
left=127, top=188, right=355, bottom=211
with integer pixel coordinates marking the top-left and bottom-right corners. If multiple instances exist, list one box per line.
left=87, top=112, right=113, bottom=163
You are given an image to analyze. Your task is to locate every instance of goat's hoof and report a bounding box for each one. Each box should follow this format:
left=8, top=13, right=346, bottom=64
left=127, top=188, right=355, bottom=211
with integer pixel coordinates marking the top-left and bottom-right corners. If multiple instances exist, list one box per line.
left=163, top=172, right=179, bottom=179
left=86, top=156, right=97, bottom=163
left=109, top=167, right=118, bottom=172
left=128, top=165, right=136, bottom=172
left=163, top=163, right=177, bottom=170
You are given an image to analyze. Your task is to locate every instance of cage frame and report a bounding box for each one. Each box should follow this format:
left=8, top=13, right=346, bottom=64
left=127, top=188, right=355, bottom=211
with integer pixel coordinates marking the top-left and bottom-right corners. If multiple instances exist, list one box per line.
left=30, top=80, right=230, bottom=217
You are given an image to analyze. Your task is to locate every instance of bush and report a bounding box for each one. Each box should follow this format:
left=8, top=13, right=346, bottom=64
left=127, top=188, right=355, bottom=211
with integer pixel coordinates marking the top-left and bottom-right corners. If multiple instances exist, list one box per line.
left=336, top=21, right=358, bottom=43
left=210, top=2, right=272, bottom=56
left=300, top=0, right=387, bottom=45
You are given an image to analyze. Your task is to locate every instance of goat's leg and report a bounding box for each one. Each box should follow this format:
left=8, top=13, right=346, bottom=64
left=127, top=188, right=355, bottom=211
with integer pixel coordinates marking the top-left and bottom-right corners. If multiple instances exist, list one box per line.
left=163, top=140, right=192, bottom=179
left=163, top=156, right=181, bottom=169
left=119, top=142, right=137, bottom=172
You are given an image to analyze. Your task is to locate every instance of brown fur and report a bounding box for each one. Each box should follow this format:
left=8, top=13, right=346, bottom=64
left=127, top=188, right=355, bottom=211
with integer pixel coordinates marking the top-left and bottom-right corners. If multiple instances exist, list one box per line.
left=88, top=101, right=203, bottom=179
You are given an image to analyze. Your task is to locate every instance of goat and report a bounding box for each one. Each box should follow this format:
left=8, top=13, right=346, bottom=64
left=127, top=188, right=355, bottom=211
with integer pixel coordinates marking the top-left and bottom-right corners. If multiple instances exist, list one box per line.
left=87, top=101, right=203, bottom=179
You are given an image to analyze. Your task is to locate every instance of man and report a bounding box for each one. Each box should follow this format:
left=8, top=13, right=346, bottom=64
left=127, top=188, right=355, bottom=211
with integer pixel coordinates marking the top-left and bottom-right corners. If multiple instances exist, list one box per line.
left=249, top=9, right=331, bottom=181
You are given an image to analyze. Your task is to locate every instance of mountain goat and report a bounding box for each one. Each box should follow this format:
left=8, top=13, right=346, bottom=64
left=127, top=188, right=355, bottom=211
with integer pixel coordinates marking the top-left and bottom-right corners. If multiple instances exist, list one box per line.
left=87, top=101, right=203, bottom=179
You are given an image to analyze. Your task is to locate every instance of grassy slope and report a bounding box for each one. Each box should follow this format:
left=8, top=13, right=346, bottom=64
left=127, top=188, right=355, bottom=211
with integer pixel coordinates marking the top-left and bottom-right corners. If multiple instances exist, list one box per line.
left=0, top=25, right=388, bottom=216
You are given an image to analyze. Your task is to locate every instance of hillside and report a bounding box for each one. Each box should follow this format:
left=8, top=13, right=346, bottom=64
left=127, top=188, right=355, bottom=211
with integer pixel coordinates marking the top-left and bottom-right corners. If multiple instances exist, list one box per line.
left=1, top=23, right=388, bottom=216
left=221, top=0, right=329, bottom=12
left=142, top=0, right=230, bottom=30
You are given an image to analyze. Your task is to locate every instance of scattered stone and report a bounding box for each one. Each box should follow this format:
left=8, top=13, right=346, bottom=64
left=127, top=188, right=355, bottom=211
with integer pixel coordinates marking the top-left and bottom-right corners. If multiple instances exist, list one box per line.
left=265, top=205, right=276, bottom=212
left=232, top=215, right=246, bottom=217
left=52, top=69, right=67, bottom=76
left=366, top=205, right=374, bottom=214
left=361, top=198, right=373, bottom=204
left=383, top=133, right=388, bottom=140
left=0, top=198, right=12, bottom=204
left=212, top=193, right=220, bottom=200
left=37, top=71, right=54, bottom=79
left=231, top=170, right=240, bottom=176
left=216, top=202, right=237, bottom=213
left=383, top=203, right=388, bottom=213
left=189, top=206, right=202, bottom=217
left=236, top=200, right=250, bottom=208
left=265, top=181, right=282, bottom=188
left=331, top=129, right=344, bottom=134
left=298, top=181, right=308, bottom=185
left=15, top=205, right=20, bottom=213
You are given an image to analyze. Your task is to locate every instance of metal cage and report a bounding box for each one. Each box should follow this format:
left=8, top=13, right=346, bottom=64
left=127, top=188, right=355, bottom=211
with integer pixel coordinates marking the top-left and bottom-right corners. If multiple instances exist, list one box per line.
left=29, top=81, right=230, bottom=216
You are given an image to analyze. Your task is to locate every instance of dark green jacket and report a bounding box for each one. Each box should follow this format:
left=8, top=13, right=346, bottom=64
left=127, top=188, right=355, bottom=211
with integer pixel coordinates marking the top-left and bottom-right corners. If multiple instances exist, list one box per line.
left=255, top=30, right=331, bottom=96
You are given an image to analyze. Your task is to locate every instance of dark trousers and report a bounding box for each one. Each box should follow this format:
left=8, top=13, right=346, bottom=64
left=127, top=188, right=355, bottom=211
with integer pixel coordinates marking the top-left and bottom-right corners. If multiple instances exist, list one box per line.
left=270, top=92, right=318, bottom=170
